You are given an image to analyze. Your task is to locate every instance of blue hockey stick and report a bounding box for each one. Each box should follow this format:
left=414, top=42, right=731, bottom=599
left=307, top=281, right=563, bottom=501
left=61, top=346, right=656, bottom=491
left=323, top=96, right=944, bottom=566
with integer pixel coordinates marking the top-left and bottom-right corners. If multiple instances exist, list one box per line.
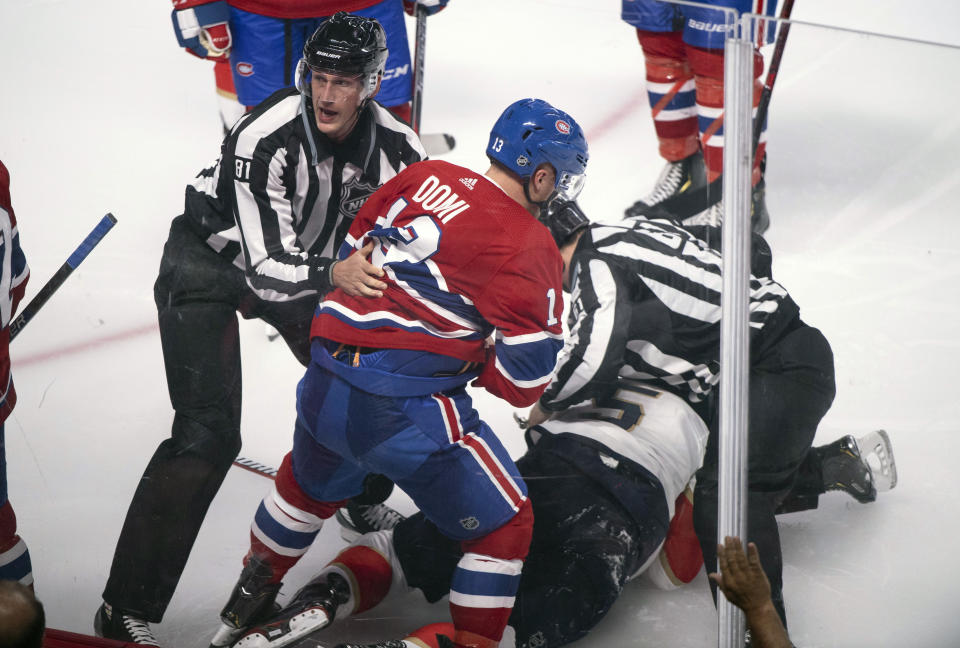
left=10, top=213, right=117, bottom=340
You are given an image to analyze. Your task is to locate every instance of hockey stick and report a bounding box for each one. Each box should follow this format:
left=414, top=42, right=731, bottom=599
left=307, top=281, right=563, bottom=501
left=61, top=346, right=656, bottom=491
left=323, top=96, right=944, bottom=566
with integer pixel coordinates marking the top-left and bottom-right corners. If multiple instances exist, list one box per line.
left=630, top=0, right=796, bottom=220
left=411, top=5, right=427, bottom=134
left=232, top=456, right=277, bottom=479
left=9, top=213, right=117, bottom=341
left=410, top=5, right=456, bottom=156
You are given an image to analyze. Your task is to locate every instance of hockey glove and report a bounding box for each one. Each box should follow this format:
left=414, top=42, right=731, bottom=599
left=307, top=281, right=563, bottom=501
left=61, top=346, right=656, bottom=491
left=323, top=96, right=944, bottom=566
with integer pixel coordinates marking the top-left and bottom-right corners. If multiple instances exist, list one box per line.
left=171, top=0, right=232, bottom=60
left=403, top=0, right=450, bottom=16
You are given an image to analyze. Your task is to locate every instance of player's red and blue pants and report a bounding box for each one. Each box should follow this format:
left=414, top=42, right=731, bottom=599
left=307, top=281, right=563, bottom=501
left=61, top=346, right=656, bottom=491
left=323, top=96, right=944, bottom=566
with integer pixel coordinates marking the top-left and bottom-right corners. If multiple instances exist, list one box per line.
left=228, top=0, right=412, bottom=109
left=246, top=339, right=532, bottom=646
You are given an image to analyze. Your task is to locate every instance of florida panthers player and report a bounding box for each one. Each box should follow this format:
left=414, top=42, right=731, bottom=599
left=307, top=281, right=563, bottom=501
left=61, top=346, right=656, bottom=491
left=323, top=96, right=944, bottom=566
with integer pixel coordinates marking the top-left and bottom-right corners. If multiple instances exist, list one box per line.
left=209, top=98, right=589, bottom=648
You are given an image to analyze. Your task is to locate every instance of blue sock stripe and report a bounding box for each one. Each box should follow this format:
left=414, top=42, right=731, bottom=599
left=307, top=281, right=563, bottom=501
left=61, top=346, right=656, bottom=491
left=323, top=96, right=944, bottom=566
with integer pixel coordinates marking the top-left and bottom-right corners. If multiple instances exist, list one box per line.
left=253, top=502, right=319, bottom=551
left=451, top=567, right=521, bottom=598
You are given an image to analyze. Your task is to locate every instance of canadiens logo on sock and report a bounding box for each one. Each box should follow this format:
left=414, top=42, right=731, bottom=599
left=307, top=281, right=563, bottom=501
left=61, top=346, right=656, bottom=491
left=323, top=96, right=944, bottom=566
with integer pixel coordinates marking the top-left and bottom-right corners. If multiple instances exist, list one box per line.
left=236, top=62, right=254, bottom=77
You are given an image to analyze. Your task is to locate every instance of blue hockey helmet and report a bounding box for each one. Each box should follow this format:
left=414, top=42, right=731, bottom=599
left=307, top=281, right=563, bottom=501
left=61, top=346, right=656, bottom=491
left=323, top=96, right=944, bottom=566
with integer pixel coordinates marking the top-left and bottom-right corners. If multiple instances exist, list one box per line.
left=487, top=98, right=588, bottom=202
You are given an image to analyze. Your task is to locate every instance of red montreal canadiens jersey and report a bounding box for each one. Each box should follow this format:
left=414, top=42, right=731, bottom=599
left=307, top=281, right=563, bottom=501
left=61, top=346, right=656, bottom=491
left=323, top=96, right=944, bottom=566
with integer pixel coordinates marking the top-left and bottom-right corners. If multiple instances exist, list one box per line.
left=225, top=1, right=380, bottom=20
left=312, top=159, right=565, bottom=407
left=0, top=161, right=30, bottom=423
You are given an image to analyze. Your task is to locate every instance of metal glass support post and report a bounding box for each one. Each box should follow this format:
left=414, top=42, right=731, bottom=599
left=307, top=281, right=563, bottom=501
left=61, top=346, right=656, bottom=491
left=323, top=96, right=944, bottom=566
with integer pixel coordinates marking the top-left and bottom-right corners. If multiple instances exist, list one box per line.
left=717, top=21, right=754, bottom=648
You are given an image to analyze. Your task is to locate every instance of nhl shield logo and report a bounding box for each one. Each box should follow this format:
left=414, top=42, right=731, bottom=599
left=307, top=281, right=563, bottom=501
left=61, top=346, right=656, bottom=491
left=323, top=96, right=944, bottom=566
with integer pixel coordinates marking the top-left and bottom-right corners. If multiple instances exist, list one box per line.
left=339, top=177, right=378, bottom=221
left=460, top=516, right=480, bottom=531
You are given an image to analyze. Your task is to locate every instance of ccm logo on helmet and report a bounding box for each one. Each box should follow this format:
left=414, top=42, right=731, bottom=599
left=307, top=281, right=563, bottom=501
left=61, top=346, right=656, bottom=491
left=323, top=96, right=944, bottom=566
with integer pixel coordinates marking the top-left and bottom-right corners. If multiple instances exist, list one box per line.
left=236, top=62, right=254, bottom=77
left=555, top=120, right=571, bottom=135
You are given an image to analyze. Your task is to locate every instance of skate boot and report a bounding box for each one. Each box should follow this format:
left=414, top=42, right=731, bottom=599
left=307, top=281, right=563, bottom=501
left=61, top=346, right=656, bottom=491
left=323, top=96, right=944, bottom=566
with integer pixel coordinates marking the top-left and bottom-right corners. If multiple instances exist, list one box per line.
left=681, top=178, right=769, bottom=234
left=855, top=429, right=897, bottom=492
left=335, top=501, right=406, bottom=542
left=231, top=572, right=351, bottom=648
left=819, top=435, right=877, bottom=503
left=750, top=177, right=770, bottom=234
left=625, top=151, right=707, bottom=217
left=94, top=602, right=160, bottom=646
left=209, top=555, right=282, bottom=647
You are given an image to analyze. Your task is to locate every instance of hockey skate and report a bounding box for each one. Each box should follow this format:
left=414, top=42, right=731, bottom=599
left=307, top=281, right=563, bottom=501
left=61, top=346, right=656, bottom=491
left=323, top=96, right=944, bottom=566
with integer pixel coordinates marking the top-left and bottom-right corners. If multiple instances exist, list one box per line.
left=335, top=500, right=406, bottom=543
left=625, top=151, right=707, bottom=219
left=680, top=177, right=770, bottom=234
left=228, top=572, right=351, bottom=648
left=94, top=602, right=160, bottom=646
left=855, top=429, right=898, bottom=492
left=209, top=555, right=283, bottom=647
left=819, top=430, right=897, bottom=503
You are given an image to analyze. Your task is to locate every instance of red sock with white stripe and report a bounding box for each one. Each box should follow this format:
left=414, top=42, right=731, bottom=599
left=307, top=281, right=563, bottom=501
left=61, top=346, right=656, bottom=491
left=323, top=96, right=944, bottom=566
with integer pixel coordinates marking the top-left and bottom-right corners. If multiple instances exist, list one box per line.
left=0, top=500, right=32, bottom=586
left=247, top=453, right=346, bottom=581
left=686, top=44, right=766, bottom=184
left=637, top=29, right=699, bottom=162
left=449, top=498, right=533, bottom=648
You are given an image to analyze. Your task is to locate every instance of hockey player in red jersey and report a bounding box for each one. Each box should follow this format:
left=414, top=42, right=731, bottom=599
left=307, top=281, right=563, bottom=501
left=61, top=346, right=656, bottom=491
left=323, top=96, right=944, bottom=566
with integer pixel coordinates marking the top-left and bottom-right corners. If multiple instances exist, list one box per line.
left=621, top=0, right=777, bottom=232
left=209, top=98, right=588, bottom=648
left=169, top=0, right=449, bottom=130
left=0, top=160, right=32, bottom=589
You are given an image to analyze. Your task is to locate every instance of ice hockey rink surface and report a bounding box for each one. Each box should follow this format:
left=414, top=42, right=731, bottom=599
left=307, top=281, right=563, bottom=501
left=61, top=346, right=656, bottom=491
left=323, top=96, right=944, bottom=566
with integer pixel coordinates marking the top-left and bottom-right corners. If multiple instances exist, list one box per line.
left=1, top=1, right=959, bottom=646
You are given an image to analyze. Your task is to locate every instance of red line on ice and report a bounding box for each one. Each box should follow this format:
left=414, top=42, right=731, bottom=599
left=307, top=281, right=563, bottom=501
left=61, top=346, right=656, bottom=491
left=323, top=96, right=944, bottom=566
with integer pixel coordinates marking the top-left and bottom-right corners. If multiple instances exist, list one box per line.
left=586, top=87, right=649, bottom=143
left=15, top=322, right=158, bottom=367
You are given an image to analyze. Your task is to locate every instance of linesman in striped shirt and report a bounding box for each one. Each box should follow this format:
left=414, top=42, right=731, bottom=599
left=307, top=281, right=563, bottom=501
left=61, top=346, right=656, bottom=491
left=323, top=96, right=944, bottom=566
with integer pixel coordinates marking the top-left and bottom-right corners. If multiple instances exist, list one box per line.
left=526, top=202, right=881, bottom=633
left=95, top=13, right=425, bottom=644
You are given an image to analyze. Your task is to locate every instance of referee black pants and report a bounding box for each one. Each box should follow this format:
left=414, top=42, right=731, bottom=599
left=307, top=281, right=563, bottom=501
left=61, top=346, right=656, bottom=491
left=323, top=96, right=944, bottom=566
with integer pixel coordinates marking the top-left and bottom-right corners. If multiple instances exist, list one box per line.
left=102, top=215, right=315, bottom=621
left=693, top=322, right=836, bottom=628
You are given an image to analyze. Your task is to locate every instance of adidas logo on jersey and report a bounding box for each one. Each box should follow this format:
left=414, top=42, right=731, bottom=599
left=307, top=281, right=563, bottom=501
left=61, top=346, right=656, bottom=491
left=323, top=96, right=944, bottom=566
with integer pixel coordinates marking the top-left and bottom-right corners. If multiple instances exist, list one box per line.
left=459, top=177, right=478, bottom=191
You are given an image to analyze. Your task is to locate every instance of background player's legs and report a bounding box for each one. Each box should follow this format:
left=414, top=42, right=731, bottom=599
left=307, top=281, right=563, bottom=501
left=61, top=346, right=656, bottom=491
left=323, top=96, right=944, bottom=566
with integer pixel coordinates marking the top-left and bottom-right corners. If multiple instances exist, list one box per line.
left=227, top=10, right=318, bottom=109
left=624, top=1, right=704, bottom=205
left=354, top=0, right=414, bottom=123
left=684, top=44, right=766, bottom=185
left=0, top=424, right=32, bottom=586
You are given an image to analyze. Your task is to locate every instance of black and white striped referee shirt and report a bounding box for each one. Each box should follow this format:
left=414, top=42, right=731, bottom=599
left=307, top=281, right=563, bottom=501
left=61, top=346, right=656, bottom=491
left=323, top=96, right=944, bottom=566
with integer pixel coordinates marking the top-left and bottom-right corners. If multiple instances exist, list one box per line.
left=540, top=217, right=800, bottom=413
left=183, top=87, right=426, bottom=303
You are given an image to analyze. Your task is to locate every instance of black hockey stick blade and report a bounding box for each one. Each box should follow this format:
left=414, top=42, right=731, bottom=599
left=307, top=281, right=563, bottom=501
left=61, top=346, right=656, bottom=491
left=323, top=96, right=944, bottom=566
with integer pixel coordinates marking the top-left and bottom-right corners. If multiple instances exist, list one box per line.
left=10, top=213, right=117, bottom=341
left=422, top=132, right=456, bottom=156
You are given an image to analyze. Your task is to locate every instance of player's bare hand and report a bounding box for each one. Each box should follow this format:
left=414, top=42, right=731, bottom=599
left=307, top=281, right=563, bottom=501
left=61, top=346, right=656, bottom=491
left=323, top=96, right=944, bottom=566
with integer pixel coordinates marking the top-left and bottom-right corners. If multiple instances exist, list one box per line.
left=708, top=537, right=772, bottom=614
left=333, top=240, right=387, bottom=297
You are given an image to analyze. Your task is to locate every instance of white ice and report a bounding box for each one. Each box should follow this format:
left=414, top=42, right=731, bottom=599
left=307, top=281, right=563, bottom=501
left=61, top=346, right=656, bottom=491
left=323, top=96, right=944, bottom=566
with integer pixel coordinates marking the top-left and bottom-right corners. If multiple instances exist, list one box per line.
left=1, top=1, right=958, bottom=646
